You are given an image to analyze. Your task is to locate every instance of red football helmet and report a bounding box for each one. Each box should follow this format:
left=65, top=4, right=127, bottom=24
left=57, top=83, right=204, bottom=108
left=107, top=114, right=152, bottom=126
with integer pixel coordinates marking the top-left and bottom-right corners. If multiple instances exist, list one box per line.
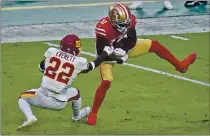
left=60, top=34, right=82, bottom=56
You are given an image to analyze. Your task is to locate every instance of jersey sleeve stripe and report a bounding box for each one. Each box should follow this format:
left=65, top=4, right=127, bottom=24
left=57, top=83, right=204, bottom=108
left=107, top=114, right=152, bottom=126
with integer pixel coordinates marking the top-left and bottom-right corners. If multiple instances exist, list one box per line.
left=20, top=91, right=36, bottom=98
left=95, top=27, right=106, bottom=32
left=95, top=30, right=106, bottom=36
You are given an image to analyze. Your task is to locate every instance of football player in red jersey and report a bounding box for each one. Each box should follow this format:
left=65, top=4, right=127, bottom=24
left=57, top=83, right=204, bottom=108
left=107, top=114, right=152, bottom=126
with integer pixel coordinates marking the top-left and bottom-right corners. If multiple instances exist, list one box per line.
left=82, top=2, right=197, bottom=125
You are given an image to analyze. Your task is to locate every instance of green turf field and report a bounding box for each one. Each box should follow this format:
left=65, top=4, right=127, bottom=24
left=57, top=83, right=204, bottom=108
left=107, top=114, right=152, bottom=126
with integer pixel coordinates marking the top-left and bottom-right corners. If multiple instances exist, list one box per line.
left=1, top=32, right=209, bottom=135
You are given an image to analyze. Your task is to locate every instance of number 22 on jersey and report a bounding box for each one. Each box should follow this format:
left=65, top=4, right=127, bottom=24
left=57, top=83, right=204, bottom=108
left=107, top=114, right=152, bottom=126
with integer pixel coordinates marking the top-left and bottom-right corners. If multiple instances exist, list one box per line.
left=44, top=57, right=75, bottom=84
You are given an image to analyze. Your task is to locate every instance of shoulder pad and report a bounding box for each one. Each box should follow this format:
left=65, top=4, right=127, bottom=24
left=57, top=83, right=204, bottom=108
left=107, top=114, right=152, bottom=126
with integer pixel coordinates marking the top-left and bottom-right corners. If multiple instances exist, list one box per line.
left=95, top=17, right=109, bottom=37
left=44, top=47, right=58, bottom=58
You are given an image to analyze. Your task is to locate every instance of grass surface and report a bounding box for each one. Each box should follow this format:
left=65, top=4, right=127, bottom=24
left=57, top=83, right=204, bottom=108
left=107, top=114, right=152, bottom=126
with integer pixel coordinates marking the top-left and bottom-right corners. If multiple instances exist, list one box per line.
left=1, top=32, right=209, bottom=135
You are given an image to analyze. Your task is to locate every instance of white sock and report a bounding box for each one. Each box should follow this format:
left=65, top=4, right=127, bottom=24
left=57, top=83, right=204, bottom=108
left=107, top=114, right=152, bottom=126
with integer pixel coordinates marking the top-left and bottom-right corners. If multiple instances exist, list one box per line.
left=18, top=98, right=34, bottom=120
left=72, top=97, right=82, bottom=117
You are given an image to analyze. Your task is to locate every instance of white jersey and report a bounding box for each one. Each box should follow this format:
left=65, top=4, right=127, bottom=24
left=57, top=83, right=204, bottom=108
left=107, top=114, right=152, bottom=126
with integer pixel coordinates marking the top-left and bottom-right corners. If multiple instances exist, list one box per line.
left=41, top=47, right=87, bottom=93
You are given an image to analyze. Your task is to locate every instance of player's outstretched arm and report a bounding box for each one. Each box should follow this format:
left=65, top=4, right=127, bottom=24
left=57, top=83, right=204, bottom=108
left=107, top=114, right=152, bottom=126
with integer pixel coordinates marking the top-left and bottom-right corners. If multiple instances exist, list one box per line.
left=105, top=54, right=128, bottom=64
left=80, top=34, right=115, bottom=73
left=80, top=46, right=114, bottom=73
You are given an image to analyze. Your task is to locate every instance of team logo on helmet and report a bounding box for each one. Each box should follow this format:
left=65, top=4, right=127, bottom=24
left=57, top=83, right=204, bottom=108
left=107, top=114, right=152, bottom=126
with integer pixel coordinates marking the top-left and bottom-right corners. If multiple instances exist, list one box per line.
left=60, top=34, right=82, bottom=56
left=108, top=3, right=132, bottom=33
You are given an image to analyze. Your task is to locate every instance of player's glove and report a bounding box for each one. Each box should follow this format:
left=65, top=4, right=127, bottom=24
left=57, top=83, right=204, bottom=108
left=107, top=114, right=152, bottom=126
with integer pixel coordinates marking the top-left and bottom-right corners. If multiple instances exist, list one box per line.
left=116, top=54, right=128, bottom=64
left=80, top=46, right=114, bottom=74
left=38, top=60, right=45, bottom=73
left=80, top=62, right=95, bottom=73
left=103, top=46, right=114, bottom=55
left=104, top=54, right=128, bottom=64
left=114, top=48, right=126, bottom=57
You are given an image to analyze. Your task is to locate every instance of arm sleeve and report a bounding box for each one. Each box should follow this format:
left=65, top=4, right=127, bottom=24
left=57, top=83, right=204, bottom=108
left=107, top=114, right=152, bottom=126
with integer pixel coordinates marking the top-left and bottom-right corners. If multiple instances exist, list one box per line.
left=80, top=35, right=110, bottom=73
left=80, top=51, right=109, bottom=73
left=96, top=35, right=110, bottom=55
left=115, top=27, right=137, bottom=52
left=93, top=51, right=108, bottom=67
left=86, top=51, right=108, bottom=70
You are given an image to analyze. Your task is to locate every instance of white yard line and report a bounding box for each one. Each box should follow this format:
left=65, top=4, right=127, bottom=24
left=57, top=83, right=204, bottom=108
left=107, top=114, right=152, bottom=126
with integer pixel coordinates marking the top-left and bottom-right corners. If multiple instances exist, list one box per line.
left=124, top=63, right=210, bottom=87
left=170, top=35, right=190, bottom=40
left=44, top=42, right=210, bottom=87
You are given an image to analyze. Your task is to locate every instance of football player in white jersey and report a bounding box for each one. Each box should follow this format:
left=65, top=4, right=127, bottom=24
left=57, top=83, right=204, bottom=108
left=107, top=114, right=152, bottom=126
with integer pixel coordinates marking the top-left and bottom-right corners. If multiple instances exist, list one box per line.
left=17, top=34, right=114, bottom=130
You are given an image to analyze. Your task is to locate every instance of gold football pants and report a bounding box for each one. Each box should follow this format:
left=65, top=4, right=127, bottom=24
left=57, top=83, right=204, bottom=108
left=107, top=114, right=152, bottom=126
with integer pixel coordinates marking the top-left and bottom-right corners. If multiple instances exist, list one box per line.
left=100, top=39, right=152, bottom=81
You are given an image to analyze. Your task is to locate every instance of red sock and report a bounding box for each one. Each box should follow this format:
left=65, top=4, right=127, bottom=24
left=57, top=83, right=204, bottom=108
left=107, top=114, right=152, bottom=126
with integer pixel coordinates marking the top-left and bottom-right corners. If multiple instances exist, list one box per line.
left=91, top=80, right=111, bottom=114
left=149, top=40, right=181, bottom=68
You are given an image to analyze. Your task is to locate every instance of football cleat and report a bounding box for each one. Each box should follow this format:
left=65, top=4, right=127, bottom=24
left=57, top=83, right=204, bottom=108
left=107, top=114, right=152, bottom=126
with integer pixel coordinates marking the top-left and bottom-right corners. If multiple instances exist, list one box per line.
left=163, top=0, right=174, bottom=10
left=176, top=53, right=197, bottom=73
left=128, top=1, right=143, bottom=10
left=72, top=106, right=91, bottom=122
left=86, top=112, right=97, bottom=125
left=17, top=116, right=37, bottom=131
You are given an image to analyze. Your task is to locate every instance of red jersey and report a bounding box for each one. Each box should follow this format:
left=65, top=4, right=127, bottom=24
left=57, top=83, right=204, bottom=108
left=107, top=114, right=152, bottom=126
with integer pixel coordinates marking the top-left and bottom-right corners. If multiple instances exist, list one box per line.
left=95, top=15, right=137, bottom=55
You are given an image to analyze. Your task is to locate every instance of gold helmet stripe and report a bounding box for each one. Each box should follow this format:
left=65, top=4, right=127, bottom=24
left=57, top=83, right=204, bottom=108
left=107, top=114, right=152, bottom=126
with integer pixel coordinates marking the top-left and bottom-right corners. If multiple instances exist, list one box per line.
left=115, top=3, right=129, bottom=21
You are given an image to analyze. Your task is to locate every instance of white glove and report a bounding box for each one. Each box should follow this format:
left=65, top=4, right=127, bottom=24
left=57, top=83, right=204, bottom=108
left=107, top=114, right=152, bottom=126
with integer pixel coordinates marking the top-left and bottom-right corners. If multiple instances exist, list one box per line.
left=114, top=48, right=126, bottom=57
left=103, top=46, right=114, bottom=55
left=120, top=54, right=128, bottom=63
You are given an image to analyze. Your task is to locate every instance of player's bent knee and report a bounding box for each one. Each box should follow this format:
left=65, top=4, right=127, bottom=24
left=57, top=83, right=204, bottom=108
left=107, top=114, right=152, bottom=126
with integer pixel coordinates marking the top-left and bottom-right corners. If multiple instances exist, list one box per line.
left=18, top=98, right=26, bottom=104
left=152, top=40, right=159, bottom=44
left=73, top=88, right=80, bottom=101
left=100, top=72, right=113, bottom=81
left=102, top=76, right=113, bottom=81
left=128, top=39, right=152, bottom=58
left=149, top=40, right=161, bottom=53
left=18, top=97, right=28, bottom=104
left=151, top=40, right=160, bottom=46
left=67, top=88, right=80, bottom=103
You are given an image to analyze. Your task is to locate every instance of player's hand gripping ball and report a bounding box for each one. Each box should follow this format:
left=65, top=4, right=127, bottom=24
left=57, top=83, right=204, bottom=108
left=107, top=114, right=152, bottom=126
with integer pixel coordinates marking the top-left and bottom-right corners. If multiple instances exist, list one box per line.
left=111, top=37, right=127, bottom=58
left=114, top=48, right=126, bottom=57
